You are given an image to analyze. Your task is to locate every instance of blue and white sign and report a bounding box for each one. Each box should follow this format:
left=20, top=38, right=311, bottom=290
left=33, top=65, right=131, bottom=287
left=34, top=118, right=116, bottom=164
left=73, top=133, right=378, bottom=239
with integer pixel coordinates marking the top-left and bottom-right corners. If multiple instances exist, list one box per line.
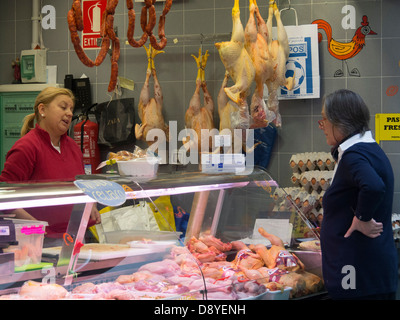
left=74, top=180, right=126, bottom=206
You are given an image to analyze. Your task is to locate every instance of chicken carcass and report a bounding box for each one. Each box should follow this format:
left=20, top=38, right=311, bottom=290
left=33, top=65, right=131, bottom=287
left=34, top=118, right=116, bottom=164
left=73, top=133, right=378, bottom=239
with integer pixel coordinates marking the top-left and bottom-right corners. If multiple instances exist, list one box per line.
left=199, top=234, right=232, bottom=252
left=217, top=72, right=249, bottom=154
left=254, top=227, right=304, bottom=271
left=245, top=0, right=276, bottom=128
left=135, top=45, right=169, bottom=147
left=184, top=48, right=216, bottom=153
left=138, top=259, right=181, bottom=277
left=116, top=271, right=164, bottom=284
left=218, top=72, right=240, bottom=132
left=233, top=248, right=264, bottom=270
left=264, top=1, right=296, bottom=127
left=19, top=281, right=68, bottom=300
left=187, top=236, right=228, bottom=263
left=215, top=0, right=255, bottom=106
left=249, top=92, right=276, bottom=128
left=218, top=72, right=261, bottom=154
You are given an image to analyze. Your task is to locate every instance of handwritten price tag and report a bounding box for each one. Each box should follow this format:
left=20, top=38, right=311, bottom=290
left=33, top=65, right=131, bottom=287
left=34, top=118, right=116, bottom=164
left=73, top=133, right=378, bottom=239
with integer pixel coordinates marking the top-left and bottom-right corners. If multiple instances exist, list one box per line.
left=74, top=180, right=126, bottom=206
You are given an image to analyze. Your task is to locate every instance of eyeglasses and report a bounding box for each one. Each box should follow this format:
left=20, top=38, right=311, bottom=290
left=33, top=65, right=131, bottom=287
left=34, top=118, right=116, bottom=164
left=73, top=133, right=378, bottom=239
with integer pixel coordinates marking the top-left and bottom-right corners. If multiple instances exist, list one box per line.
left=318, top=118, right=327, bottom=129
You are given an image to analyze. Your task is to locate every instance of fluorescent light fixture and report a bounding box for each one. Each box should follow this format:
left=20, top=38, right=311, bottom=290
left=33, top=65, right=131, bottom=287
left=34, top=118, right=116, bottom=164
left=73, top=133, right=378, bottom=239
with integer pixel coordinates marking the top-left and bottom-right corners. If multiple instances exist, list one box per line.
left=0, top=179, right=277, bottom=210
left=0, top=195, right=95, bottom=210
left=125, top=182, right=250, bottom=199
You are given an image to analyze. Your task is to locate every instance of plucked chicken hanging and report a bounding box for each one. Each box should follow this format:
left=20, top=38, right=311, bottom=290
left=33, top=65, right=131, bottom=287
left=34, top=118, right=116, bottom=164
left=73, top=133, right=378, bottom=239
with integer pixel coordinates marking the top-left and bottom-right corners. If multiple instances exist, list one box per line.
left=216, top=0, right=295, bottom=128
left=135, top=45, right=169, bottom=147
left=184, top=48, right=216, bottom=153
left=264, top=1, right=295, bottom=127
left=215, top=0, right=256, bottom=110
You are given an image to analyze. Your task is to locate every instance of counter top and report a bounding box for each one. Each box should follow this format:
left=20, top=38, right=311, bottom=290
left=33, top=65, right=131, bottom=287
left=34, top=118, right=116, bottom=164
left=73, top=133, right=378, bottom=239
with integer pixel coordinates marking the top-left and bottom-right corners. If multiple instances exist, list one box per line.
left=0, top=83, right=62, bottom=92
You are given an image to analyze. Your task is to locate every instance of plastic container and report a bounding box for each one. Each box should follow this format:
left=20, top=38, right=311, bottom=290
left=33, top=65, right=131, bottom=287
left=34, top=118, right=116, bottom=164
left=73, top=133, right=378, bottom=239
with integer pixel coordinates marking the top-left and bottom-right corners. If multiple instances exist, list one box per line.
left=263, top=287, right=292, bottom=300
left=117, top=157, right=159, bottom=180
left=104, top=230, right=182, bottom=244
left=3, top=219, right=48, bottom=267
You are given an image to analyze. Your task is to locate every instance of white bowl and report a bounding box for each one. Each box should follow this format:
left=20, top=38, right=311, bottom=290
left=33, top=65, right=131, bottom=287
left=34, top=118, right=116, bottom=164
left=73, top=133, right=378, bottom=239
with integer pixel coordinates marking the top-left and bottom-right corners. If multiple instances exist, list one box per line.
left=117, top=157, right=159, bottom=180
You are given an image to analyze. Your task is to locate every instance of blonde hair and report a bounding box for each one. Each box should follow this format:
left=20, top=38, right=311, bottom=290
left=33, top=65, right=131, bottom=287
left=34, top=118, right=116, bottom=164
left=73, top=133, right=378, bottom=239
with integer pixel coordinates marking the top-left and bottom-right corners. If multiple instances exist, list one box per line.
left=21, top=87, right=75, bottom=136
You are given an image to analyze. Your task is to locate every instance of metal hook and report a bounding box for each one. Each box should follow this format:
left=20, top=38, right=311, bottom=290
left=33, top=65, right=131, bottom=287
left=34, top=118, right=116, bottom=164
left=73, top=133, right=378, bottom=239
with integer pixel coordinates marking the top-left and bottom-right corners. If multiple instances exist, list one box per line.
left=280, top=0, right=298, bottom=26
left=200, top=33, right=205, bottom=53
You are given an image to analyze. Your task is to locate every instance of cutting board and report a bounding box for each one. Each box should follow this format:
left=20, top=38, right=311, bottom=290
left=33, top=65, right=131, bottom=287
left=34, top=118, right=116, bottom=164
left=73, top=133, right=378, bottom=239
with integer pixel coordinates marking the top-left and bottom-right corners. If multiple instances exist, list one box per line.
left=42, top=243, right=156, bottom=261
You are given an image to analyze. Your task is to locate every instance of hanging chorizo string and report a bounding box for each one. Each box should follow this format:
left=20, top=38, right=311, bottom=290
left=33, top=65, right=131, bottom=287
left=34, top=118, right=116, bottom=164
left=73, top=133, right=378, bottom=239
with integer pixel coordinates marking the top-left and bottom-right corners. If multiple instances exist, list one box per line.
left=103, top=0, right=120, bottom=92
left=126, top=0, right=172, bottom=50
left=68, top=0, right=110, bottom=68
left=68, top=0, right=119, bottom=92
left=149, top=0, right=173, bottom=50
left=68, top=0, right=172, bottom=93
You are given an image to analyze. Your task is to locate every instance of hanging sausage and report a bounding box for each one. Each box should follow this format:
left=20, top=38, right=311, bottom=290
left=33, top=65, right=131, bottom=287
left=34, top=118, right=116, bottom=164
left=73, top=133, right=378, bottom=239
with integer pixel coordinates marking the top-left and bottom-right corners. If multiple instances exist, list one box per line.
left=67, top=0, right=119, bottom=92
left=126, top=0, right=173, bottom=50
left=68, top=0, right=173, bottom=93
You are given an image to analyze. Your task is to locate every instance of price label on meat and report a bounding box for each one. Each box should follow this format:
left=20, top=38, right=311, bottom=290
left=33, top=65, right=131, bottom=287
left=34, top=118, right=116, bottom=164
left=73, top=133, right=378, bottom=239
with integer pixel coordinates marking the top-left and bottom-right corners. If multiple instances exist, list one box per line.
left=74, top=180, right=126, bottom=206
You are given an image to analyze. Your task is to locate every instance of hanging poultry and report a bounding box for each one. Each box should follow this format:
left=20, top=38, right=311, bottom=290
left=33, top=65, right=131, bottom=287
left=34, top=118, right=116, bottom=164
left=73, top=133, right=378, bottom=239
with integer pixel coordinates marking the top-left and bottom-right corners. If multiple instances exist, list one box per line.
left=215, top=0, right=255, bottom=108
left=245, top=0, right=276, bottom=128
left=217, top=72, right=249, bottom=153
left=264, top=1, right=295, bottom=127
left=183, top=48, right=216, bottom=154
left=218, top=72, right=260, bottom=154
left=135, top=45, right=169, bottom=147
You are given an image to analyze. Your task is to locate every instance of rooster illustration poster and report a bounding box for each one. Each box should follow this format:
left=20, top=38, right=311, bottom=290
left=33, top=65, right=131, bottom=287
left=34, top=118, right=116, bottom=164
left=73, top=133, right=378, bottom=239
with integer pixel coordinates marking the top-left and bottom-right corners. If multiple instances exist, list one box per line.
left=312, top=15, right=376, bottom=77
left=264, top=24, right=320, bottom=100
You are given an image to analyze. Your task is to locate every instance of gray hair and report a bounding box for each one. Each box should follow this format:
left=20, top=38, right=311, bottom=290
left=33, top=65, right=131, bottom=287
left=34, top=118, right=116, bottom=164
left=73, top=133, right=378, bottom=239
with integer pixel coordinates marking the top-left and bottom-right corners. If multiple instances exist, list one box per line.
left=323, top=89, right=370, bottom=137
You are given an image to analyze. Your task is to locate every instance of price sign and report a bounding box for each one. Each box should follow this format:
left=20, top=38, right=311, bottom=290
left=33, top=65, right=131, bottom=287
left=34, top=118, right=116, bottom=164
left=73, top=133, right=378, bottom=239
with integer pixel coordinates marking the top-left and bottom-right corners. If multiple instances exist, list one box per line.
left=74, top=180, right=126, bottom=206
left=375, top=113, right=400, bottom=144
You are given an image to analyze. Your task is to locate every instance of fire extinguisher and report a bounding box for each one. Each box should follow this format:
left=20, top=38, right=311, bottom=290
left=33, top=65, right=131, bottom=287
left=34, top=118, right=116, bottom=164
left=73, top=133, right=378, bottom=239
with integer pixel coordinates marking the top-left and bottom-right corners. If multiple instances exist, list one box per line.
left=73, top=103, right=101, bottom=174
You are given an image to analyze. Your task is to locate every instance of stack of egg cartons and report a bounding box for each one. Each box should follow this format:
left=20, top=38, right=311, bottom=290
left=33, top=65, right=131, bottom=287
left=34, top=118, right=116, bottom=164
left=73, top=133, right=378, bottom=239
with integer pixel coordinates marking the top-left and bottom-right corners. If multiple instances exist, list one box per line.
left=272, top=152, right=336, bottom=227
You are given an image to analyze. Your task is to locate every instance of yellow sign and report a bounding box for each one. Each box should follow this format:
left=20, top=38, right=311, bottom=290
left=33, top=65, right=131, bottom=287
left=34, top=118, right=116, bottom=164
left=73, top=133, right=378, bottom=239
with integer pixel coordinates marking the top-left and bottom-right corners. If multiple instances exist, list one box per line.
left=375, top=113, right=400, bottom=144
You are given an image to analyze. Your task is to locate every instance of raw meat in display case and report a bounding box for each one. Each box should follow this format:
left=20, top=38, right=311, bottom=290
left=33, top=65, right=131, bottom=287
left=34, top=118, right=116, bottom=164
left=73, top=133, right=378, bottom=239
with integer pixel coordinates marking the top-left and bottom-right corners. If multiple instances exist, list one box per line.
left=0, top=168, right=323, bottom=300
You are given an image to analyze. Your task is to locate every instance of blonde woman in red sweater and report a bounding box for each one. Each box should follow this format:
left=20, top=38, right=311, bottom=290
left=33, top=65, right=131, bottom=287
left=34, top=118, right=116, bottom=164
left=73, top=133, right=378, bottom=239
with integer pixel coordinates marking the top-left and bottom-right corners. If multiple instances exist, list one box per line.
left=0, top=87, right=100, bottom=246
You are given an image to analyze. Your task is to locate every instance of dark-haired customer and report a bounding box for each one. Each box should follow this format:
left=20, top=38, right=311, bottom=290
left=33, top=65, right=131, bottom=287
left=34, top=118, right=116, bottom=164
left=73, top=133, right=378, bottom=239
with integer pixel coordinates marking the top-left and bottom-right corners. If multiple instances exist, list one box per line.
left=318, top=89, right=398, bottom=300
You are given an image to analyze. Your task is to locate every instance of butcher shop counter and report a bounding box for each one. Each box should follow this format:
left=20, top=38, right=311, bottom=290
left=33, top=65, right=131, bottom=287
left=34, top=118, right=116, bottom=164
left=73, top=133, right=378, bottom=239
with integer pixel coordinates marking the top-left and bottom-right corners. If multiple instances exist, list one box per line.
left=0, top=246, right=168, bottom=295
left=0, top=168, right=324, bottom=300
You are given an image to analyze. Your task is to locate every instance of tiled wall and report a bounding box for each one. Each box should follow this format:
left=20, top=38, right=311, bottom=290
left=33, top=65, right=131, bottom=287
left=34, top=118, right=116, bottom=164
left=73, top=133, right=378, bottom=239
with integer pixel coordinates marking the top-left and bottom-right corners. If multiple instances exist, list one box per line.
left=0, top=0, right=399, bottom=212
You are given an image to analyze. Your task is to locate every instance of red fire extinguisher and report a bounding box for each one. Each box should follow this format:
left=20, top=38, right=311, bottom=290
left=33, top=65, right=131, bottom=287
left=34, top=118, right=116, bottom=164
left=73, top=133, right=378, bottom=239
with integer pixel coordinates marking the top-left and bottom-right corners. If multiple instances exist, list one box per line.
left=73, top=104, right=101, bottom=174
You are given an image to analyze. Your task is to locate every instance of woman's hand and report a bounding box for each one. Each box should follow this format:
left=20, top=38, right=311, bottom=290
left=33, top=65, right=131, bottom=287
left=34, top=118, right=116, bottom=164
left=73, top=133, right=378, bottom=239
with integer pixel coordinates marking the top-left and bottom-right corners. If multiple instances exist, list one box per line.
left=344, top=215, right=383, bottom=238
left=90, top=206, right=101, bottom=224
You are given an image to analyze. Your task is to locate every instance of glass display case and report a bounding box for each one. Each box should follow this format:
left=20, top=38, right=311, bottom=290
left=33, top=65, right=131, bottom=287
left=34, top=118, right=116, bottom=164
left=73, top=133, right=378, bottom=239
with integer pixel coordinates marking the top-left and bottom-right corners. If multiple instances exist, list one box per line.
left=0, top=168, right=323, bottom=300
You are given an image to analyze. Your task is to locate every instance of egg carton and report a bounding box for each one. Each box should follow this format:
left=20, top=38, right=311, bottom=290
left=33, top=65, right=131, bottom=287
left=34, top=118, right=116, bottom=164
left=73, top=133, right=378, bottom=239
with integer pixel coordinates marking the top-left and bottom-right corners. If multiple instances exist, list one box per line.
left=289, top=152, right=335, bottom=174
left=272, top=187, right=324, bottom=214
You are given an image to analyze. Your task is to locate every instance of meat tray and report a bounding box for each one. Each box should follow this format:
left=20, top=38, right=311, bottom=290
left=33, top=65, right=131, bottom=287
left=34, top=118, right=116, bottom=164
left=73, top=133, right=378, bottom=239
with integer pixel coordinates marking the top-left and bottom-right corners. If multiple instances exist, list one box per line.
left=42, top=244, right=160, bottom=261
